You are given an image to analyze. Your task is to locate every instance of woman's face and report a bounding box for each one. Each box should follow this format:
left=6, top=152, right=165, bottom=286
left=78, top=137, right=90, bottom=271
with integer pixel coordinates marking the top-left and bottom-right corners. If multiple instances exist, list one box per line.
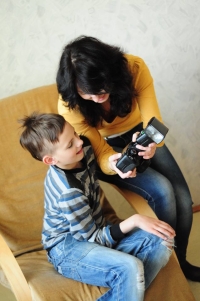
left=77, top=88, right=110, bottom=104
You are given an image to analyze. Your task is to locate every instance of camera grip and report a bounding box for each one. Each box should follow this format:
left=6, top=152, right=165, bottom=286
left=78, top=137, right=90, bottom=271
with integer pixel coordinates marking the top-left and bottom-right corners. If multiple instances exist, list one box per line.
left=116, top=155, right=137, bottom=173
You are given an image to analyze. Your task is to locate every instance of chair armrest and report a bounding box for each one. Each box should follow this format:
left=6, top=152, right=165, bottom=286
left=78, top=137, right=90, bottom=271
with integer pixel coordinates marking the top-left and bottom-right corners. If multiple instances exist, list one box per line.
left=0, top=234, right=32, bottom=301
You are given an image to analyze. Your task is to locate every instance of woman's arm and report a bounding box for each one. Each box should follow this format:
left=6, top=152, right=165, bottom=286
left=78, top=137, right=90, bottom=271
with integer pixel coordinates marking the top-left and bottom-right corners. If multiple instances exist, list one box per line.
left=126, top=56, right=165, bottom=160
left=128, top=55, right=164, bottom=130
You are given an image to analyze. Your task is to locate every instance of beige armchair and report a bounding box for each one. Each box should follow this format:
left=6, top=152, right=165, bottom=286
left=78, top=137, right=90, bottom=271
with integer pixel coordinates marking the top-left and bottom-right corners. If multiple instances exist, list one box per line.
left=0, top=84, right=195, bottom=301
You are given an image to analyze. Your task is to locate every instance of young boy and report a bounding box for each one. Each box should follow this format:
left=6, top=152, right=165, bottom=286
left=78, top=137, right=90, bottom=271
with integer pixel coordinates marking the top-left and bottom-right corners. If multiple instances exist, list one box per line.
left=19, top=112, right=175, bottom=301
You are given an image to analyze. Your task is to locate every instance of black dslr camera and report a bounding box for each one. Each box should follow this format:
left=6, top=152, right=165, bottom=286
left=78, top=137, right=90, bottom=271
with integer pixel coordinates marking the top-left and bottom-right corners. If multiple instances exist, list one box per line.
left=116, top=117, right=169, bottom=173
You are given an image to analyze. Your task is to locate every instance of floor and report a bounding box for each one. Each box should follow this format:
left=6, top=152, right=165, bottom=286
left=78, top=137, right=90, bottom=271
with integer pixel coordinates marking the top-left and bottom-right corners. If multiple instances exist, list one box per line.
left=0, top=182, right=200, bottom=300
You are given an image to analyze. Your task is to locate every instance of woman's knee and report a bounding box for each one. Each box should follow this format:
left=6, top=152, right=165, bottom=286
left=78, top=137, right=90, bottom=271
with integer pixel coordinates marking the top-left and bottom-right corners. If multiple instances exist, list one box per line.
left=146, top=176, right=177, bottom=226
left=149, top=172, right=175, bottom=202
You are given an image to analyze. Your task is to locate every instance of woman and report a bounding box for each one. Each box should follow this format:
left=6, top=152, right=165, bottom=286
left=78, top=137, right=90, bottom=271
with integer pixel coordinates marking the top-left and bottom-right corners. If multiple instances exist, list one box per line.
left=57, top=35, right=200, bottom=282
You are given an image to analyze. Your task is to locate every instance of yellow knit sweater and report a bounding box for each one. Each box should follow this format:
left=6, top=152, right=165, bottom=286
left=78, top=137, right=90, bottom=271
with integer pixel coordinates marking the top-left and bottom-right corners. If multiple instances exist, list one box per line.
left=58, top=54, right=163, bottom=174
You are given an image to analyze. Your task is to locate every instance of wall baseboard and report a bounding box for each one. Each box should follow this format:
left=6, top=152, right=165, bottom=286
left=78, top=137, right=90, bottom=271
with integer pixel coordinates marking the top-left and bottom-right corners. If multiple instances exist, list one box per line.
left=193, top=205, right=200, bottom=213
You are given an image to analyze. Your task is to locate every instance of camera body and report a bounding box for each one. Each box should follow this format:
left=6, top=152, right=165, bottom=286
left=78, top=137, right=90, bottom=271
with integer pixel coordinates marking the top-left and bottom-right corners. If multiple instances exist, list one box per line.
left=116, top=117, right=169, bottom=173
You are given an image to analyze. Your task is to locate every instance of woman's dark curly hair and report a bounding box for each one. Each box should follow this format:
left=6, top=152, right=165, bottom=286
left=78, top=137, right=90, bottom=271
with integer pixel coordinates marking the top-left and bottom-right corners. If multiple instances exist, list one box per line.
left=56, top=35, right=137, bottom=127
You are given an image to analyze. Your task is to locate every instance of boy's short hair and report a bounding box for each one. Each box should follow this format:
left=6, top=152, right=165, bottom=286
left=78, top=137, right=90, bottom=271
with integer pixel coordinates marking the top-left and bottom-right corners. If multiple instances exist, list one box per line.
left=19, top=112, right=66, bottom=161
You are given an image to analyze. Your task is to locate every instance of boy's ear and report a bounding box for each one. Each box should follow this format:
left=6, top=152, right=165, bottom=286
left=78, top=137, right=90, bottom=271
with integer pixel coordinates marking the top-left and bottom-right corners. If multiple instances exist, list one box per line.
left=43, top=155, right=57, bottom=166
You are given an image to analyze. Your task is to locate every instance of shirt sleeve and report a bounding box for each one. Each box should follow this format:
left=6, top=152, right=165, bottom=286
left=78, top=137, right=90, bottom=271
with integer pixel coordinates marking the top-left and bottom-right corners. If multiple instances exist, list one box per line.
left=110, top=224, right=125, bottom=240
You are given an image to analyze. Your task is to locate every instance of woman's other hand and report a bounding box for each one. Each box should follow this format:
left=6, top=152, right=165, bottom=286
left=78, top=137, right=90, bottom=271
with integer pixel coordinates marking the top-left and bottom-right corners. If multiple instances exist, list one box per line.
left=132, top=131, right=156, bottom=159
left=136, top=142, right=157, bottom=159
left=108, top=153, right=137, bottom=179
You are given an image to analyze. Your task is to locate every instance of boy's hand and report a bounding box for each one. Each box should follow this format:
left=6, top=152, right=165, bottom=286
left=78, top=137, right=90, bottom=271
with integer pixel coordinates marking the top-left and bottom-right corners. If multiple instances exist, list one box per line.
left=133, top=214, right=176, bottom=240
left=120, top=214, right=176, bottom=240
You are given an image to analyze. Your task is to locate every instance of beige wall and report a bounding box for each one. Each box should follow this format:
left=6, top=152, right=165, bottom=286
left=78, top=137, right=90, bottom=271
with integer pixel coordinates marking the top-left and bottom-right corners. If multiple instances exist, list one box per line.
left=0, top=0, right=199, bottom=205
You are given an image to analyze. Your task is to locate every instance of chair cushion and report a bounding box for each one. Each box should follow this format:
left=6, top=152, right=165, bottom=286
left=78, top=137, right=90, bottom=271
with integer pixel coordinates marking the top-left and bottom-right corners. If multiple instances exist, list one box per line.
left=0, top=250, right=108, bottom=301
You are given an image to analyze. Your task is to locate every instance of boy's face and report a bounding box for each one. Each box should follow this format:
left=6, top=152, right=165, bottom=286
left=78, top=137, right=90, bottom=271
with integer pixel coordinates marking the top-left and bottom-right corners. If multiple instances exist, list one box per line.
left=49, top=122, right=84, bottom=169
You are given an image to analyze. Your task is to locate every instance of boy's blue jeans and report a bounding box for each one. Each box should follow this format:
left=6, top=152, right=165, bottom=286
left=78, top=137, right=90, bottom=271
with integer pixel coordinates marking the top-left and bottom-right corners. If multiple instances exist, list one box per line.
left=47, top=229, right=173, bottom=301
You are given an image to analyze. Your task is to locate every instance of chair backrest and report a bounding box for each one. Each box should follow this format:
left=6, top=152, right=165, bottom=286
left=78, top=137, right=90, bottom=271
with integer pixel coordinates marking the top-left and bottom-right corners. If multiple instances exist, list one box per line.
left=0, top=84, right=58, bottom=256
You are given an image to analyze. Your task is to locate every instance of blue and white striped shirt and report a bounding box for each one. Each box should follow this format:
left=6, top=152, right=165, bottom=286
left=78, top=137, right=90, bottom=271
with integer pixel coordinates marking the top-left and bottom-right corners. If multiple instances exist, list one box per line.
left=42, top=137, right=116, bottom=249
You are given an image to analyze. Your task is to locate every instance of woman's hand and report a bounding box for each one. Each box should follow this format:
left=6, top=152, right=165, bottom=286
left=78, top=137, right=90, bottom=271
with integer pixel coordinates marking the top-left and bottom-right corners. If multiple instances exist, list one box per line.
left=108, top=153, right=137, bottom=179
left=136, top=142, right=157, bottom=159
left=108, top=131, right=156, bottom=178
left=132, top=132, right=156, bottom=159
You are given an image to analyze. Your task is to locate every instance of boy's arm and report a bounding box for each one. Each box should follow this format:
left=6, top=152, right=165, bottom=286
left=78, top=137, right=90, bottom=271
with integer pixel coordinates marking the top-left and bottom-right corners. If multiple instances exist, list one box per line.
left=119, top=214, right=175, bottom=240
left=58, top=189, right=119, bottom=248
